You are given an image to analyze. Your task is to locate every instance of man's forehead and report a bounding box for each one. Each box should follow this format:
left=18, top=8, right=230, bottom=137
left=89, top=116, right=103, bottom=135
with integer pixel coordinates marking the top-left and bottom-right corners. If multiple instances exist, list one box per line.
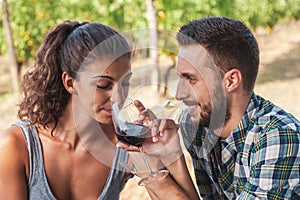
left=177, top=45, right=216, bottom=71
left=178, top=45, right=212, bottom=65
left=178, top=45, right=208, bottom=59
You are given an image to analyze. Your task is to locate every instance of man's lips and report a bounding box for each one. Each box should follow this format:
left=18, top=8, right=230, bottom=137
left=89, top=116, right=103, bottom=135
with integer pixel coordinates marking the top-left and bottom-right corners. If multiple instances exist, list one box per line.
left=182, top=101, right=200, bottom=118
left=182, top=100, right=200, bottom=107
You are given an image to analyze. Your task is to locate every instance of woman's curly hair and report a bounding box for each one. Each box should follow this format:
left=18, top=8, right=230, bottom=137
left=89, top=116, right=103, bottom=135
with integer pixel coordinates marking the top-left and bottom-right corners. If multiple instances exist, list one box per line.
left=18, top=20, right=130, bottom=132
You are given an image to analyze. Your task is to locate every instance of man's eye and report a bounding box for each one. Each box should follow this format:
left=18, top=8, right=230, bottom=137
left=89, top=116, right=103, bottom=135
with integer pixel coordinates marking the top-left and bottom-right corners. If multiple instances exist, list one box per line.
left=186, top=76, right=196, bottom=83
left=97, top=83, right=112, bottom=90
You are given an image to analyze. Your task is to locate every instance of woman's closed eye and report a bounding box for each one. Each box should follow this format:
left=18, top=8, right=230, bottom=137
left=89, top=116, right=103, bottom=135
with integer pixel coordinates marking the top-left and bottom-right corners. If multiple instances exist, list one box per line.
left=97, top=82, right=112, bottom=90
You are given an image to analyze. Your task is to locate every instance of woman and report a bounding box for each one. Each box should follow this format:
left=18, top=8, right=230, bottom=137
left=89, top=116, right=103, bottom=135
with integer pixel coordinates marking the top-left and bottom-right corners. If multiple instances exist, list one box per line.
left=0, top=20, right=133, bottom=199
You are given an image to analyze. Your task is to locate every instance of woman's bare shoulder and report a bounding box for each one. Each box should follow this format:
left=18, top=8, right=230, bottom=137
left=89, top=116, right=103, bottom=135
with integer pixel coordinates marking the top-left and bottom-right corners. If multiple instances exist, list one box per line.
left=0, top=125, right=28, bottom=160
left=0, top=125, right=29, bottom=197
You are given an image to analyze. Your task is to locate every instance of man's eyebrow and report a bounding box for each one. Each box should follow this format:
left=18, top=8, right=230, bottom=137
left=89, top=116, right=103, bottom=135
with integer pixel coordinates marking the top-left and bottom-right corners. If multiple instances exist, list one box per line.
left=91, top=75, right=113, bottom=80
left=179, top=72, right=194, bottom=78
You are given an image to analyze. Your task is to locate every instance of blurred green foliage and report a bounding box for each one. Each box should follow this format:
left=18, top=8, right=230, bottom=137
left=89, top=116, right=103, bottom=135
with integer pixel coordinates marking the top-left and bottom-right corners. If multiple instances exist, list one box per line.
left=0, top=0, right=300, bottom=62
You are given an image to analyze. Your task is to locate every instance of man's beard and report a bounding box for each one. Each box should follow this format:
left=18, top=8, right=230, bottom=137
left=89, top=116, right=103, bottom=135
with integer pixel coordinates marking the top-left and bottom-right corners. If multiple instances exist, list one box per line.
left=196, top=100, right=231, bottom=130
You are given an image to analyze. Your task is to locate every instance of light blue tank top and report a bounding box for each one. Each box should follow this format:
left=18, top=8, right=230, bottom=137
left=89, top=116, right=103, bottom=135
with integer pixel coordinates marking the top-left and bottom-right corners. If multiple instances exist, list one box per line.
left=15, top=120, right=131, bottom=200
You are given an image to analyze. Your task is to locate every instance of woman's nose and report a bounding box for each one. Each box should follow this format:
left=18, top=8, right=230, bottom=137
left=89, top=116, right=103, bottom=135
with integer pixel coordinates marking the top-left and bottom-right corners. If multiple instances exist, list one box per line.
left=111, top=84, right=127, bottom=105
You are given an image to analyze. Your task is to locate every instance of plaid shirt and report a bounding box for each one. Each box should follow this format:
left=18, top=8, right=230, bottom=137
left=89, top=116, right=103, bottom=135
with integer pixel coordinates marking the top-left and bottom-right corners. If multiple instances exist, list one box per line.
left=180, top=93, right=300, bottom=199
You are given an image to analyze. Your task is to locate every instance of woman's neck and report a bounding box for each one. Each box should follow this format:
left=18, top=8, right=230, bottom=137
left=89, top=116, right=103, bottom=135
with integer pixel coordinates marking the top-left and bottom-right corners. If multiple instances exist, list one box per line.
left=40, top=99, right=118, bottom=150
left=100, top=123, right=118, bottom=145
left=36, top=99, right=79, bottom=148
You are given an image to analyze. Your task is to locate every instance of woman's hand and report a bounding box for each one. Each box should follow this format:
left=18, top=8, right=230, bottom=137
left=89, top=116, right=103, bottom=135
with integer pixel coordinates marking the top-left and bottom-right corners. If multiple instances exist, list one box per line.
left=116, top=100, right=183, bottom=165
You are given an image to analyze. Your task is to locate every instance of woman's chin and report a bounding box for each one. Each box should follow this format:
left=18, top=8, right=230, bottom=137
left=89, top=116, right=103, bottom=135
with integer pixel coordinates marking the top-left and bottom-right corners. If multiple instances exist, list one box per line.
left=97, top=117, right=113, bottom=125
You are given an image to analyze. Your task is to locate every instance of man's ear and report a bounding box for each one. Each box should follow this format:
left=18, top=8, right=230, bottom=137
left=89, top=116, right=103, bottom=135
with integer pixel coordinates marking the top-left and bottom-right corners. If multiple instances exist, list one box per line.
left=223, top=69, right=242, bottom=93
left=62, top=71, right=75, bottom=94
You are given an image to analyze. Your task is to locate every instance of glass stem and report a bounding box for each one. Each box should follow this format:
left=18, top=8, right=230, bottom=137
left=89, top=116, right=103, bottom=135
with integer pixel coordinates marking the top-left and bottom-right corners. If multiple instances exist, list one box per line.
left=139, top=146, right=153, bottom=174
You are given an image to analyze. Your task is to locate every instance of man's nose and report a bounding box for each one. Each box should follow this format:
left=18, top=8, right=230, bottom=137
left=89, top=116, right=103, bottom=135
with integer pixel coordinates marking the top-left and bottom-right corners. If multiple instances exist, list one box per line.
left=176, top=79, right=189, bottom=100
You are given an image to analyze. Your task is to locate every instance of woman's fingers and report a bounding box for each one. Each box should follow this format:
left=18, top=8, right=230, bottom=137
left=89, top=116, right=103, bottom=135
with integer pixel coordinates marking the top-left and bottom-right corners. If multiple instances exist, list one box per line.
left=133, top=100, right=160, bottom=141
left=151, top=119, right=160, bottom=142
left=116, top=141, right=139, bottom=151
left=152, top=119, right=179, bottom=142
left=158, top=119, right=178, bottom=135
left=133, top=99, right=179, bottom=143
left=158, top=119, right=167, bottom=137
left=134, top=100, right=156, bottom=123
left=134, top=100, right=146, bottom=112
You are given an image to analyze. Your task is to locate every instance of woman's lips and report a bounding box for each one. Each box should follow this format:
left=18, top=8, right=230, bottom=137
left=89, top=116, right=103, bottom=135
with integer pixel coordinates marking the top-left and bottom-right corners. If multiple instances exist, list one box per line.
left=101, top=108, right=112, bottom=114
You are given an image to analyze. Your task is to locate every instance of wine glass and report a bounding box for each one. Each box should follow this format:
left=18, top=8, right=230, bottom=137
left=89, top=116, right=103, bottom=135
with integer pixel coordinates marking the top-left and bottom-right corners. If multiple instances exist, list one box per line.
left=151, top=99, right=182, bottom=121
left=112, top=98, right=169, bottom=186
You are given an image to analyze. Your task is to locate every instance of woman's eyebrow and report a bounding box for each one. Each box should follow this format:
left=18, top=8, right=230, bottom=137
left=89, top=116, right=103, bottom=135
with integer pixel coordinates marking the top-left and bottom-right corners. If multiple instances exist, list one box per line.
left=91, top=75, right=114, bottom=80
left=91, top=71, right=132, bottom=80
left=123, top=71, right=133, bottom=78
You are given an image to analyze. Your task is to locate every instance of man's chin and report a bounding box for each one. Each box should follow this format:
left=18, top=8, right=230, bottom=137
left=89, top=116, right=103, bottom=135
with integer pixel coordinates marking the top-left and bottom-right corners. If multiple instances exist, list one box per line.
left=188, top=105, right=199, bottom=117
left=190, top=114, right=211, bottom=128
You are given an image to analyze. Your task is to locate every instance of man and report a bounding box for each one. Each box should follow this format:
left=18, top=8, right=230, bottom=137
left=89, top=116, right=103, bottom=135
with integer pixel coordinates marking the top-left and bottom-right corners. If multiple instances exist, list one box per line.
left=119, top=16, right=300, bottom=200
left=174, top=16, right=300, bottom=199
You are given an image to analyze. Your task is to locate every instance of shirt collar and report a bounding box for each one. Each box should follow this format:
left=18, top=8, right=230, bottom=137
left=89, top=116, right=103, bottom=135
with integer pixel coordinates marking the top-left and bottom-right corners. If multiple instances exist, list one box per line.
left=223, top=92, right=259, bottom=151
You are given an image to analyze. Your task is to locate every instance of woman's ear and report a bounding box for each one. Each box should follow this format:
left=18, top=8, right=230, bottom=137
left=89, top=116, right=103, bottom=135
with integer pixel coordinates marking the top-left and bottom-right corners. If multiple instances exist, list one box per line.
left=62, top=72, right=75, bottom=94
left=223, top=69, right=242, bottom=93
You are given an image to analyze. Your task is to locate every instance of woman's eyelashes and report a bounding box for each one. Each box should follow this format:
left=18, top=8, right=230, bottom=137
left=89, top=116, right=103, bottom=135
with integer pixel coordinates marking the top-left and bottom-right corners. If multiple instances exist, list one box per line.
left=97, top=82, right=112, bottom=90
left=96, top=81, right=130, bottom=90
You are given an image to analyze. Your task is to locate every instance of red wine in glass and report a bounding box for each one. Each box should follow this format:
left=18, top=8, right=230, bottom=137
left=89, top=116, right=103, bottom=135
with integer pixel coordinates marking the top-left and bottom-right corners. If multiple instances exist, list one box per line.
left=116, top=122, right=150, bottom=147
left=112, top=100, right=169, bottom=185
left=116, top=123, right=169, bottom=185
